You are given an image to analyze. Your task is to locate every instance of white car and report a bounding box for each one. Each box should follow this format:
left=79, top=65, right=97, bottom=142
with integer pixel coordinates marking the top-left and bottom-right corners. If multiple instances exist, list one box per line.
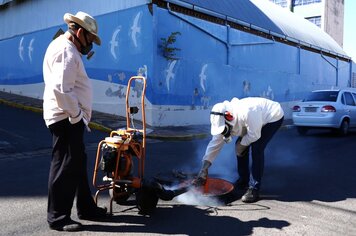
left=292, top=88, right=356, bottom=135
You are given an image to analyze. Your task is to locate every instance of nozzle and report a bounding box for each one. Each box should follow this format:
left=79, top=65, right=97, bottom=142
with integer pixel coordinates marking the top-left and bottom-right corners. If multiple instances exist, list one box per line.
left=87, top=51, right=94, bottom=60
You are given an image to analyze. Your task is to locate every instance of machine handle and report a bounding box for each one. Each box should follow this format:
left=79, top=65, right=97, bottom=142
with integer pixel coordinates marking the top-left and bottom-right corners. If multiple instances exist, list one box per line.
left=125, top=76, right=147, bottom=147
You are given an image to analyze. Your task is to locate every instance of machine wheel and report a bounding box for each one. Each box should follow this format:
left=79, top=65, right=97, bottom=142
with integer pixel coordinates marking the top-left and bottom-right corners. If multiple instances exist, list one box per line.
left=296, top=126, right=308, bottom=135
left=136, top=179, right=159, bottom=215
left=109, top=187, right=130, bottom=204
left=337, top=119, right=349, bottom=136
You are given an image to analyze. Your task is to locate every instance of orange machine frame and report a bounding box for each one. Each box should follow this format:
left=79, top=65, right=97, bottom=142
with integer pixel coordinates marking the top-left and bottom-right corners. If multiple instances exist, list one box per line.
left=92, top=76, right=147, bottom=213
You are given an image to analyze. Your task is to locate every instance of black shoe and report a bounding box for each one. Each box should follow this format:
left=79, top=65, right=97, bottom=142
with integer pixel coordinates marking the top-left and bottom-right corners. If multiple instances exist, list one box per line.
left=78, top=206, right=108, bottom=221
left=241, top=187, right=260, bottom=203
left=49, top=219, right=82, bottom=232
left=234, top=179, right=249, bottom=190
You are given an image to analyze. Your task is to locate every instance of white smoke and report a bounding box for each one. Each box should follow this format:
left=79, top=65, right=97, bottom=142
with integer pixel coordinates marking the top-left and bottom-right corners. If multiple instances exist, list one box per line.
left=175, top=188, right=224, bottom=206
left=156, top=136, right=238, bottom=207
left=208, top=142, right=237, bottom=182
left=162, top=183, right=224, bottom=206
left=176, top=137, right=238, bottom=184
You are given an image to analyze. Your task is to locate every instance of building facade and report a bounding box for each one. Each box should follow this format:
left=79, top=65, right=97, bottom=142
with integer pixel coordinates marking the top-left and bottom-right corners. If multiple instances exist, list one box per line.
left=0, top=0, right=354, bottom=126
left=269, top=0, right=344, bottom=47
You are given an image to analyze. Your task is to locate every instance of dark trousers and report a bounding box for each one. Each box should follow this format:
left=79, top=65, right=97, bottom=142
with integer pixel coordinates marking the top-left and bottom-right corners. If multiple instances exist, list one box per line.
left=47, top=119, right=96, bottom=226
left=236, top=117, right=284, bottom=190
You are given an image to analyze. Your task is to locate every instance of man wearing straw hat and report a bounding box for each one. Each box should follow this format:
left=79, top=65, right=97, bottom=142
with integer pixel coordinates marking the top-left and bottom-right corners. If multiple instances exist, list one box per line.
left=43, top=11, right=106, bottom=231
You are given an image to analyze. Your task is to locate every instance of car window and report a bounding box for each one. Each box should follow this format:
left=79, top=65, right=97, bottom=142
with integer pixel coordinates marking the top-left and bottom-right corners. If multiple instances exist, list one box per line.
left=344, top=92, right=356, bottom=106
left=352, top=93, right=356, bottom=103
left=304, top=91, right=339, bottom=102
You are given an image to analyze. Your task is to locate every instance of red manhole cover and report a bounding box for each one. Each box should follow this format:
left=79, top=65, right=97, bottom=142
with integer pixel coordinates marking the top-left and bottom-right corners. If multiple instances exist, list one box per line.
left=194, top=177, right=234, bottom=197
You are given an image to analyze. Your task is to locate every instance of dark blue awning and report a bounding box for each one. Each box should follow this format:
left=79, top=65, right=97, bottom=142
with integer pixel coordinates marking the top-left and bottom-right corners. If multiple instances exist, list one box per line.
left=177, top=0, right=284, bottom=35
left=164, top=0, right=347, bottom=57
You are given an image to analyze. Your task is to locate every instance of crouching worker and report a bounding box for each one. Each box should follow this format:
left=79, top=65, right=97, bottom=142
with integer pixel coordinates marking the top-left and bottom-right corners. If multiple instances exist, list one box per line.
left=193, top=97, right=284, bottom=203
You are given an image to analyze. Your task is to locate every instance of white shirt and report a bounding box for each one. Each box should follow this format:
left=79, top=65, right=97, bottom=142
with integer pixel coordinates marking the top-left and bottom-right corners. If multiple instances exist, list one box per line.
left=43, top=34, right=92, bottom=127
left=203, top=97, right=284, bottom=163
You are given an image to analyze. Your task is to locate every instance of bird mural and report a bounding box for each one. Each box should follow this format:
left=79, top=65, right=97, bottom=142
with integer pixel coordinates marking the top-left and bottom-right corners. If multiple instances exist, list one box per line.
left=165, top=60, right=177, bottom=92
left=110, top=27, right=121, bottom=59
left=19, top=37, right=24, bottom=62
left=28, top=38, right=34, bottom=63
left=130, top=12, right=142, bottom=48
left=199, top=64, right=208, bottom=93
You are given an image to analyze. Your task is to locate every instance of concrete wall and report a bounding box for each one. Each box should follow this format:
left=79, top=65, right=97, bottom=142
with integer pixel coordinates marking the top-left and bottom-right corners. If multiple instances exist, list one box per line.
left=324, top=0, right=344, bottom=47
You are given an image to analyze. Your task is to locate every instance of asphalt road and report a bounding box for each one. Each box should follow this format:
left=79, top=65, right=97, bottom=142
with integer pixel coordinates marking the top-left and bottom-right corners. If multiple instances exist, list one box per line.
left=1, top=104, right=356, bottom=236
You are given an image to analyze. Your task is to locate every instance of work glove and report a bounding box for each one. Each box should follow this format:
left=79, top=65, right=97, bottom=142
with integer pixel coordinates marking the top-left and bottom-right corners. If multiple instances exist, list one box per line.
left=192, top=160, right=211, bottom=186
left=236, top=138, right=249, bottom=157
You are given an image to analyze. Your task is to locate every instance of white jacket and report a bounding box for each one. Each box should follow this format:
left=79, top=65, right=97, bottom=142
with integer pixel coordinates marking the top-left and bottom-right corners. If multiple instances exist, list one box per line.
left=43, top=34, right=92, bottom=127
left=203, top=97, right=284, bottom=163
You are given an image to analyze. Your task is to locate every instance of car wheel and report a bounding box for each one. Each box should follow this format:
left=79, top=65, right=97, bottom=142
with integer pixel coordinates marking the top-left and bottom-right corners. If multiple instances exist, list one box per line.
left=338, top=120, right=349, bottom=136
left=297, top=126, right=308, bottom=135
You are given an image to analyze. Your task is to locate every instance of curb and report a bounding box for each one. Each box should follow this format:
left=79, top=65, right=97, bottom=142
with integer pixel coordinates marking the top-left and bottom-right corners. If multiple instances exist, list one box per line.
left=0, top=97, right=293, bottom=140
left=0, top=98, right=43, bottom=114
left=282, top=124, right=295, bottom=130
left=147, top=132, right=209, bottom=141
left=0, top=98, right=208, bottom=140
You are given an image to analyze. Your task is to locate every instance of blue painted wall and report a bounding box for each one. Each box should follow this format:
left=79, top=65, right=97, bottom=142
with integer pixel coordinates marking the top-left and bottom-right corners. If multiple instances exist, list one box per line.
left=0, top=3, right=354, bottom=126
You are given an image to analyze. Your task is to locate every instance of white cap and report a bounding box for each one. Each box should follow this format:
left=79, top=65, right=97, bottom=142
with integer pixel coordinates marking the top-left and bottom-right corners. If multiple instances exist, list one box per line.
left=210, top=101, right=229, bottom=135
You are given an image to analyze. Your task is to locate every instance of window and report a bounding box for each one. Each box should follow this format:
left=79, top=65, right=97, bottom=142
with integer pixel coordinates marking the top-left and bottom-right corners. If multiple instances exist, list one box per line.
left=269, top=0, right=288, bottom=8
left=304, top=91, right=339, bottom=102
left=294, top=0, right=322, bottom=6
left=306, top=16, right=321, bottom=28
left=344, top=92, right=356, bottom=106
left=352, top=93, right=356, bottom=103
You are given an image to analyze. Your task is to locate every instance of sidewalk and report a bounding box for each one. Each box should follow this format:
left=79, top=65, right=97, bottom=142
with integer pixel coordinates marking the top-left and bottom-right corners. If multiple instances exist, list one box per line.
left=0, top=91, right=209, bottom=140
left=0, top=91, right=293, bottom=140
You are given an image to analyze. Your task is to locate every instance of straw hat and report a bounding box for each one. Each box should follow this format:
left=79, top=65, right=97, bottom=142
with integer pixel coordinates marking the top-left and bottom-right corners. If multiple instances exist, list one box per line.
left=64, top=11, right=101, bottom=45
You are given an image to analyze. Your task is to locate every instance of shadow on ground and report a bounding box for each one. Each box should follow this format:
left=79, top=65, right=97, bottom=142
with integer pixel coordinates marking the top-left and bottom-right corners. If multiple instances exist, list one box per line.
left=83, top=204, right=290, bottom=235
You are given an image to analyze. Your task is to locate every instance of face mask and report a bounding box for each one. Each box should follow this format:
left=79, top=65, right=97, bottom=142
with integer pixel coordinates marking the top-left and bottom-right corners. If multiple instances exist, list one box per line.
left=221, top=123, right=232, bottom=143
left=81, top=30, right=93, bottom=55
left=69, top=29, right=94, bottom=58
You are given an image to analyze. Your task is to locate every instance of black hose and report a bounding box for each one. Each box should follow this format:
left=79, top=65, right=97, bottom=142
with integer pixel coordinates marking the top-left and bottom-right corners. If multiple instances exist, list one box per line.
left=143, top=178, right=190, bottom=201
